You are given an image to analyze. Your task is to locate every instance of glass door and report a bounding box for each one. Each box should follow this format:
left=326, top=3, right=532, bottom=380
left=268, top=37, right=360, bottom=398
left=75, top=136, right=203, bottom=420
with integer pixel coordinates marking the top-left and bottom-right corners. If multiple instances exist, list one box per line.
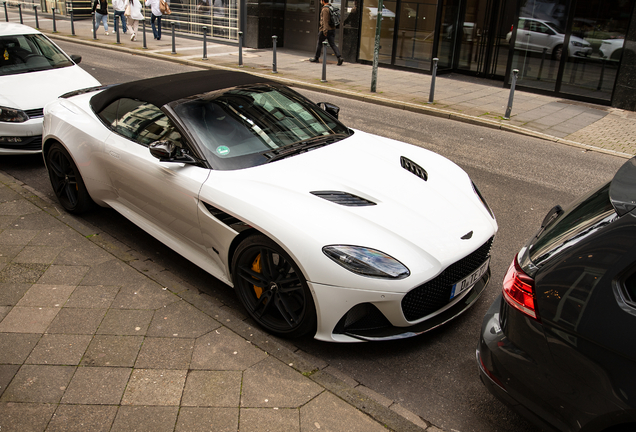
left=456, top=0, right=511, bottom=77
left=394, top=0, right=438, bottom=69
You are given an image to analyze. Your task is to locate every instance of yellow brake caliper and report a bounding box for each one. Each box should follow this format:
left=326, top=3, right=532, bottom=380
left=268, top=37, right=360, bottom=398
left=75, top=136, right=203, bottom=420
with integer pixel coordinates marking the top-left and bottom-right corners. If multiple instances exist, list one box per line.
left=252, top=254, right=263, bottom=298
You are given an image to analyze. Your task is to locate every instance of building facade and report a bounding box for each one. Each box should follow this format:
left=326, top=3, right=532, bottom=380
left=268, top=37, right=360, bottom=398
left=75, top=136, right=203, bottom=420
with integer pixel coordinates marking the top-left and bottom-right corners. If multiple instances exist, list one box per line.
left=247, top=0, right=636, bottom=110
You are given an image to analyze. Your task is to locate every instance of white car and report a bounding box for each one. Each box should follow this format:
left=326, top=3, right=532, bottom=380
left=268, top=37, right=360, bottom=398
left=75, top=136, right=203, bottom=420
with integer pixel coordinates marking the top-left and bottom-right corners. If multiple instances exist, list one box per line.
left=599, top=38, right=624, bottom=61
left=43, top=70, right=498, bottom=343
left=0, top=23, right=100, bottom=155
left=506, top=17, right=592, bottom=60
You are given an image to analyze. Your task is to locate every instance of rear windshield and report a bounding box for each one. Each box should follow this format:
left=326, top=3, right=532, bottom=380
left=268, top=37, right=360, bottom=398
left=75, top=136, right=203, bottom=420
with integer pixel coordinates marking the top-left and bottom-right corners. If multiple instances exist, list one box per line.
left=529, top=182, right=617, bottom=265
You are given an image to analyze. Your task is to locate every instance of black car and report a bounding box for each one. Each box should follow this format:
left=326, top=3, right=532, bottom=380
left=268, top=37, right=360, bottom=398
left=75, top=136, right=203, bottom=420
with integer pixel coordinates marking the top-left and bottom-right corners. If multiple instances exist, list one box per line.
left=477, top=156, right=636, bottom=432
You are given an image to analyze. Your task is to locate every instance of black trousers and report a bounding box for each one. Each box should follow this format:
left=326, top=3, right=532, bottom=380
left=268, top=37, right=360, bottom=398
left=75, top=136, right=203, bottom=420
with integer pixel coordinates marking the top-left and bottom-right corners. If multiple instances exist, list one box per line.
left=314, top=29, right=341, bottom=59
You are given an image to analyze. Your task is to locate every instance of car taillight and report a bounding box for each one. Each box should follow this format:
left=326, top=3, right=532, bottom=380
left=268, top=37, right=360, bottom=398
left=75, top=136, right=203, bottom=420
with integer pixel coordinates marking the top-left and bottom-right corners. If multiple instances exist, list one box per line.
left=502, top=255, right=539, bottom=321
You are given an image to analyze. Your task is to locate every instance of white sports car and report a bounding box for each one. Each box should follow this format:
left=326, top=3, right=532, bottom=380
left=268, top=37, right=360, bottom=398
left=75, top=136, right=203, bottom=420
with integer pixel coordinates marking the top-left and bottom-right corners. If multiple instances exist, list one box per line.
left=43, top=70, right=498, bottom=342
left=0, top=23, right=100, bottom=155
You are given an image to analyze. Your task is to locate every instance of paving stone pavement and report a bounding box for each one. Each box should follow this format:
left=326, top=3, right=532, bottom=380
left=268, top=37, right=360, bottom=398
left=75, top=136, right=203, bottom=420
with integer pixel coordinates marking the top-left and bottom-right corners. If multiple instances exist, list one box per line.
left=0, top=172, right=439, bottom=431
left=4, top=7, right=636, bottom=160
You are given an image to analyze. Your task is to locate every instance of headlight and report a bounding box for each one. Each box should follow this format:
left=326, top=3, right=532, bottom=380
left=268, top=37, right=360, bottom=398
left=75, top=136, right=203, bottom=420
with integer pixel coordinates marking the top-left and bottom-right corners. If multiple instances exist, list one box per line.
left=322, top=245, right=410, bottom=279
left=571, top=41, right=586, bottom=47
left=0, top=106, right=29, bottom=123
left=472, top=181, right=495, bottom=219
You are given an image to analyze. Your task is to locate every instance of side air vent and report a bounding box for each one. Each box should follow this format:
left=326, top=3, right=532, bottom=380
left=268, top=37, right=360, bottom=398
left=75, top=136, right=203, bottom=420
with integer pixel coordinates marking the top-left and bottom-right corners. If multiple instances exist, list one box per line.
left=311, top=191, right=376, bottom=207
left=202, top=202, right=251, bottom=232
left=401, top=156, right=428, bottom=181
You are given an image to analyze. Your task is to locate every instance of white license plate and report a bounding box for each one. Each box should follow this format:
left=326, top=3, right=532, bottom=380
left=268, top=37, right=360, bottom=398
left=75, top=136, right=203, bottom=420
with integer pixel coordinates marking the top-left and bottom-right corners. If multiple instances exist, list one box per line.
left=450, top=257, right=490, bottom=300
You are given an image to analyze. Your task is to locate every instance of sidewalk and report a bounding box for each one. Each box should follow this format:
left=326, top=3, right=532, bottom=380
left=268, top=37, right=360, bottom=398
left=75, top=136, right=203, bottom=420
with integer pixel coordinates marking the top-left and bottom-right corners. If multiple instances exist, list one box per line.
left=0, top=174, right=436, bottom=432
left=7, top=8, right=635, bottom=158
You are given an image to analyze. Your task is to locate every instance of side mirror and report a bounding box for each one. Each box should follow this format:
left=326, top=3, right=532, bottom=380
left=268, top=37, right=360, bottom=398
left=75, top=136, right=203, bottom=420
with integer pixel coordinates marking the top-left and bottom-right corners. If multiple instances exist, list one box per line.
left=70, top=54, right=82, bottom=64
left=149, top=140, right=198, bottom=164
left=317, top=102, right=340, bottom=119
left=149, top=140, right=176, bottom=160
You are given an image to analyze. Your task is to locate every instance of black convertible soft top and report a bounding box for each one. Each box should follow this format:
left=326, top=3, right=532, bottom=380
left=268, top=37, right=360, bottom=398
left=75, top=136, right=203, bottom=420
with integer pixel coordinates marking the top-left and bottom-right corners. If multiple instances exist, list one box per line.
left=90, top=69, right=275, bottom=113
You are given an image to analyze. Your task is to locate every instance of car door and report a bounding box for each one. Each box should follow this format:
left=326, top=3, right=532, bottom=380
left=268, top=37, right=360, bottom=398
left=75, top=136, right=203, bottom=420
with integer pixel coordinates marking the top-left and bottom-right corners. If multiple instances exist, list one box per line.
left=98, top=98, right=223, bottom=276
left=514, top=18, right=531, bottom=51
left=527, top=20, right=556, bottom=54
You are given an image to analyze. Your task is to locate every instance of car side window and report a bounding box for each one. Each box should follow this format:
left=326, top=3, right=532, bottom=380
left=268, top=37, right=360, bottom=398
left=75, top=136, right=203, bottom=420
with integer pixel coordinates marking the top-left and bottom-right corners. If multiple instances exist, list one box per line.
left=99, top=98, right=182, bottom=147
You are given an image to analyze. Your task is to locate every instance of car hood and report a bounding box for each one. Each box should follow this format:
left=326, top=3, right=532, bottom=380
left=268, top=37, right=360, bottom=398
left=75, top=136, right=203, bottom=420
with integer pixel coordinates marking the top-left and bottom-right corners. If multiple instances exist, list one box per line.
left=0, top=65, right=100, bottom=110
left=203, top=130, right=498, bottom=288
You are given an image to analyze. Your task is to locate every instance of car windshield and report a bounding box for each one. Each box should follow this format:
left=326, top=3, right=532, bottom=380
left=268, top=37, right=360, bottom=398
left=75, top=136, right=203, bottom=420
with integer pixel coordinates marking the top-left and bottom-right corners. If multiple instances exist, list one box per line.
left=172, top=84, right=351, bottom=170
left=0, top=33, right=74, bottom=76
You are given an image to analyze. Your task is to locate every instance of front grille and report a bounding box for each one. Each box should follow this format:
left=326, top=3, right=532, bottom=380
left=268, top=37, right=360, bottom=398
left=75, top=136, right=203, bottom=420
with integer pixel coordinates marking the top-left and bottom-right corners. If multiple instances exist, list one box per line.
left=401, top=237, right=494, bottom=321
left=0, top=135, right=42, bottom=151
left=311, top=191, right=376, bottom=207
left=25, top=108, right=44, bottom=119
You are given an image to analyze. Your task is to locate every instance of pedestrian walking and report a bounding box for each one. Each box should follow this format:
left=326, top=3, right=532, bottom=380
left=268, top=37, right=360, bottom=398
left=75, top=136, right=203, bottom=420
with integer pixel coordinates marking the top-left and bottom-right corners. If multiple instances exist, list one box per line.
left=145, top=0, right=162, bottom=40
left=126, top=0, right=144, bottom=41
left=113, top=0, right=128, bottom=34
left=92, top=0, right=110, bottom=35
left=309, top=0, right=343, bottom=65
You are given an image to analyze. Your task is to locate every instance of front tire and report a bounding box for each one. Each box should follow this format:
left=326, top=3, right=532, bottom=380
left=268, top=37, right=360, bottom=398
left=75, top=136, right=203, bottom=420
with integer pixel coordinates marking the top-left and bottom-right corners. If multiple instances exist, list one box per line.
left=46, top=143, right=94, bottom=214
left=552, top=44, right=563, bottom=61
left=232, top=235, right=317, bottom=338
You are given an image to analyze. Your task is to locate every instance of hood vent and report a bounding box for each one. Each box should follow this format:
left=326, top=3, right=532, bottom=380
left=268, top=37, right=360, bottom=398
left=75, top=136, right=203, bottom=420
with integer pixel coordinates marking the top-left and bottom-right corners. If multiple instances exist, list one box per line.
left=311, top=191, right=376, bottom=207
left=401, top=156, right=428, bottom=181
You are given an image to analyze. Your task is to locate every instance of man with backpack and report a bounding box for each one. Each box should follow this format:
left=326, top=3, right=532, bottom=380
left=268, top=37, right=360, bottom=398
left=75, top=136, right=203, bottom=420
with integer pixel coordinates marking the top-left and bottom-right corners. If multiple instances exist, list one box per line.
left=309, top=0, right=343, bottom=65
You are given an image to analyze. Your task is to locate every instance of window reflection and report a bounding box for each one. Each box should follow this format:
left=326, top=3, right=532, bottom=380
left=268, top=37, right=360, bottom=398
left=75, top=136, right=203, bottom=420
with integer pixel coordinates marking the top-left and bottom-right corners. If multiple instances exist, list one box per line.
left=510, top=0, right=633, bottom=101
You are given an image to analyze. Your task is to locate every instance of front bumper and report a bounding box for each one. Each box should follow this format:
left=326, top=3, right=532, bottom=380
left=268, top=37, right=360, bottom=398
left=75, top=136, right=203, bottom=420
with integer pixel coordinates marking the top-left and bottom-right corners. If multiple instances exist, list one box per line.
left=0, top=116, right=44, bottom=155
left=311, top=267, right=490, bottom=343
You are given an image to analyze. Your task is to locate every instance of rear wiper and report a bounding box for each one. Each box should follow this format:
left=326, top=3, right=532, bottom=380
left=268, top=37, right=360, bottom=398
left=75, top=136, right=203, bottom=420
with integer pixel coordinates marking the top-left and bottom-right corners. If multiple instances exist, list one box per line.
left=265, top=134, right=348, bottom=163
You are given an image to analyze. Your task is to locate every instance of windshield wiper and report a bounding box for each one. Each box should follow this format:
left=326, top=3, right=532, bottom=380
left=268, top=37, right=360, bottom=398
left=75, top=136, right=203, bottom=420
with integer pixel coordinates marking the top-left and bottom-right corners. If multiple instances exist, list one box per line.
left=265, top=133, right=348, bottom=163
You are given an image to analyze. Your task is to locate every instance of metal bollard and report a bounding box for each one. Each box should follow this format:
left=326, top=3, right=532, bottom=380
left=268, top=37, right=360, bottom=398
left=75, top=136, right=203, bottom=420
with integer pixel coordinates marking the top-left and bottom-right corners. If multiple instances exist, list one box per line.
left=428, top=58, right=438, bottom=104
left=202, top=26, right=208, bottom=60
left=321, top=41, right=328, bottom=82
left=537, top=47, right=547, bottom=81
left=171, top=22, right=176, bottom=54
left=142, top=18, right=147, bottom=48
left=52, top=8, right=57, bottom=32
left=92, top=13, right=97, bottom=39
left=70, top=9, right=75, bottom=35
left=33, top=5, right=39, bottom=28
left=597, top=59, right=606, bottom=91
left=504, top=69, right=519, bottom=120
left=272, top=35, right=278, bottom=73
left=3, top=2, right=7, bottom=22
left=18, top=3, right=22, bottom=24
left=238, top=31, right=243, bottom=67
left=116, top=16, right=121, bottom=43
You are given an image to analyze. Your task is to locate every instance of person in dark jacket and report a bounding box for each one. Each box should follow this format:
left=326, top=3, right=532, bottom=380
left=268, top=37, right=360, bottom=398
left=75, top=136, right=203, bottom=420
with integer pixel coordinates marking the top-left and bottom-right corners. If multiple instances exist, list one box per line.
left=92, top=0, right=110, bottom=35
left=309, top=0, right=343, bottom=65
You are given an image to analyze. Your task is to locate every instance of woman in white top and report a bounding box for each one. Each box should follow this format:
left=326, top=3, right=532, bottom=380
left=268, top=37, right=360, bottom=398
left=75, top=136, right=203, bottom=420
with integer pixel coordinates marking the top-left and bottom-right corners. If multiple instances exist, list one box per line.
left=145, top=0, right=162, bottom=40
left=126, top=0, right=144, bottom=41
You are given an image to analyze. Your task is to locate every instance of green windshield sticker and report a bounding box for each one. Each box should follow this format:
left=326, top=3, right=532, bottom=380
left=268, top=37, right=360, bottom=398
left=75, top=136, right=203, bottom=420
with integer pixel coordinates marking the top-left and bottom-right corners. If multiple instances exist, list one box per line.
left=216, top=146, right=230, bottom=156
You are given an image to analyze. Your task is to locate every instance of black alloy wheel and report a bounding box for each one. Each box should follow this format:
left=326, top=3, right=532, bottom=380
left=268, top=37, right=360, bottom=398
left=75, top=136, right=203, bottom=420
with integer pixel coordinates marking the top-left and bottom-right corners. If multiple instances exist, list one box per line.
left=232, top=235, right=317, bottom=338
left=46, top=143, right=94, bottom=214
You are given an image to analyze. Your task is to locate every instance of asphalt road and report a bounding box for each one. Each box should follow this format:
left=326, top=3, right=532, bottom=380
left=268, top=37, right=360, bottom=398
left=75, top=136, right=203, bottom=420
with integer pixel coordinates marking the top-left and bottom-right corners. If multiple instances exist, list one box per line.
left=2, top=40, right=627, bottom=432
